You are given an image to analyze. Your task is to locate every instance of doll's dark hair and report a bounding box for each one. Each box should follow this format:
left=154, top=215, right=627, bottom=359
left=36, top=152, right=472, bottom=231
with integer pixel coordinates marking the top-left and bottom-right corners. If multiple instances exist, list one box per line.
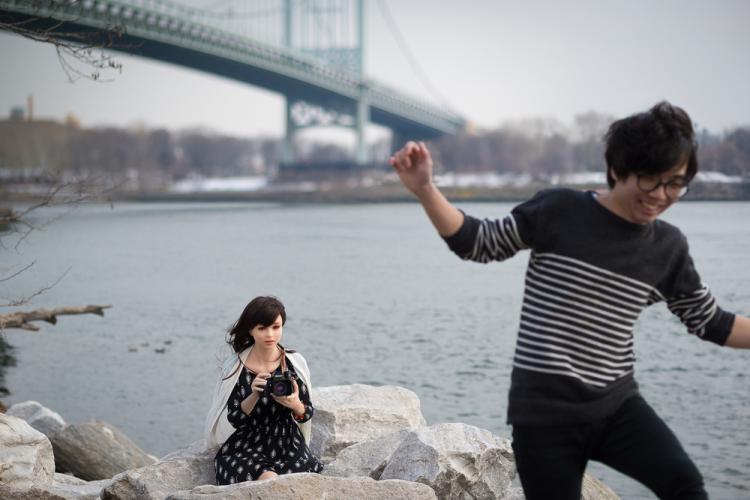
left=227, top=296, right=287, bottom=353
left=604, top=101, right=698, bottom=188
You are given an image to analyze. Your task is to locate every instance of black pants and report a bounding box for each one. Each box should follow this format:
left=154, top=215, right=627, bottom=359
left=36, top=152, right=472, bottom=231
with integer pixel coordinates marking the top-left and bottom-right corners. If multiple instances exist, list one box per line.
left=512, top=395, right=707, bottom=500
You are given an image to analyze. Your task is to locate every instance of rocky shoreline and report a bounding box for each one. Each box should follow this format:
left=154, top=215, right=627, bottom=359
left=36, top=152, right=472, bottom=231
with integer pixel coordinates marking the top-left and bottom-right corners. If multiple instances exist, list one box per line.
left=1, top=384, right=619, bottom=499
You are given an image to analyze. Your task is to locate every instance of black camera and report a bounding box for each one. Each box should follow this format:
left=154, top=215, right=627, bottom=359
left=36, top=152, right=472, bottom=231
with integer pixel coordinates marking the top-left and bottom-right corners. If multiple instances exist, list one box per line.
left=268, top=371, right=294, bottom=396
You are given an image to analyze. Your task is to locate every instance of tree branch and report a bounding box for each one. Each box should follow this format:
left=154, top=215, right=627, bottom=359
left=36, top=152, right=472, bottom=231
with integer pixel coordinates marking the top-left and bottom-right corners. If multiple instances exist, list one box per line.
left=0, top=305, right=112, bottom=331
left=0, top=8, right=129, bottom=82
left=1, top=176, right=106, bottom=251
left=0, top=261, right=36, bottom=283
left=0, top=267, right=70, bottom=308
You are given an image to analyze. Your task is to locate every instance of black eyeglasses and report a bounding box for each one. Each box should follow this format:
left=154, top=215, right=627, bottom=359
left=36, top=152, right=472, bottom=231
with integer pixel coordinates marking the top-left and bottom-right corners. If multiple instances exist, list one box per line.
left=636, top=174, right=690, bottom=199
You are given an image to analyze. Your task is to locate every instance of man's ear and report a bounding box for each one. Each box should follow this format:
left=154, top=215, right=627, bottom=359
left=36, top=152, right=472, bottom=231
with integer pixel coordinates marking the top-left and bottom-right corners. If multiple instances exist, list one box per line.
left=608, top=167, right=620, bottom=185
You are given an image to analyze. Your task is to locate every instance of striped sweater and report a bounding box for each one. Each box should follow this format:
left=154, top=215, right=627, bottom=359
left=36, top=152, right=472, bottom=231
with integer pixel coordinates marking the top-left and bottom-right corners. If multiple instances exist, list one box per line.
left=444, top=188, right=735, bottom=426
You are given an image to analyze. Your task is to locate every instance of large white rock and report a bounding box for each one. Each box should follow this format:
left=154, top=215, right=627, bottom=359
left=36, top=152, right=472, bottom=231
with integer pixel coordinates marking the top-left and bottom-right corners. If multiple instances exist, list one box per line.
left=49, top=475, right=112, bottom=500
left=0, top=484, right=67, bottom=500
left=6, top=401, right=66, bottom=437
left=502, top=476, right=620, bottom=500
left=165, top=473, right=437, bottom=500
left=323, top=429, right=412, bottom=479
left=161, top=440, right=208, bottom=461
left=582, top=473, right=620, bottom=500
left=101, top=441, right=215, bottom=500
left=49, top=420, right=156, bottom=480
left=0, top=413, right=55, bottom=489
left=52, top=473, right=88, bottom=486
left=379, top=423, right=516, bottom=500
left=311, top=384, right=427, bottom=462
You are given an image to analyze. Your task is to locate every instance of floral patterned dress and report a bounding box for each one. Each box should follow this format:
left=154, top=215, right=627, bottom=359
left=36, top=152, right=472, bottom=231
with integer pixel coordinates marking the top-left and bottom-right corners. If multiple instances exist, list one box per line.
left=214, top=360, right=323, bottom=484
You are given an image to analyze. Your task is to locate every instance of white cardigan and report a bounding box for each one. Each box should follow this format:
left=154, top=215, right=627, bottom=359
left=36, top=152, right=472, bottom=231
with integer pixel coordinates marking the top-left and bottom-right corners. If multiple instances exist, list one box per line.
left=203, top=346, right=312, bottom=451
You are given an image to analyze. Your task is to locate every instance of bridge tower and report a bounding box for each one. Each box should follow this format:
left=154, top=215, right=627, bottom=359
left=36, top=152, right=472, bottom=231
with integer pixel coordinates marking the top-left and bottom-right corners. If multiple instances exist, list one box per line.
left=281, top=0, right=368, bottom=166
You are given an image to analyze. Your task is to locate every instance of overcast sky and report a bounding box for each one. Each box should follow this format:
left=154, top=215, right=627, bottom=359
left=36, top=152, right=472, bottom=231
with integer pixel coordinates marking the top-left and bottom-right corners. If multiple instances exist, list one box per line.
left=1, top=0, right=749, bottom=141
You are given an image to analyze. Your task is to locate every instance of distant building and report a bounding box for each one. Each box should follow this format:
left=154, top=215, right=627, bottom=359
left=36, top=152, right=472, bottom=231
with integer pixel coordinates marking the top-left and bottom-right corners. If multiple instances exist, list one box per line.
left=27, top=94, right=34, bottom=121
left=10, top=106, right=25, bottom=121
left=65, top=113, right=81, bottom=129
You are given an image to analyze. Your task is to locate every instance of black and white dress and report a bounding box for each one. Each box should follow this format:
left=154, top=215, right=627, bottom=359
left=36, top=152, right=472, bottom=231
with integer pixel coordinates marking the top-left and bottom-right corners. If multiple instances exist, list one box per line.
left=214, top=360, right=323, bottom=484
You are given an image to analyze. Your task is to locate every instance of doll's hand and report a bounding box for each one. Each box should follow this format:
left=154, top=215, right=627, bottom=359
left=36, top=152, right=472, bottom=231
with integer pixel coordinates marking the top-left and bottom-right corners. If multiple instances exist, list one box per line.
left=271, top=379, right=304, bottom=416
left=251, top=373, right=270, bottom=395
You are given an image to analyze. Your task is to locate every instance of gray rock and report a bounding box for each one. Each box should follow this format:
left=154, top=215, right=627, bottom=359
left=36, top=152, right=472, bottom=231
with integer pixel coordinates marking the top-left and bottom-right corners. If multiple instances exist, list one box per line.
left=500, top=474, right=619, bottom=500
left=165, top=473, right=437, bottom=500
left=311, top=384, right=426, bottom=462
left=0, top=484, right=67, bottom=500
left=379, top=423, right=516, bottom=500
left=160, top=439, right=208, bottom=461
left=6, top=401, right=66, bottom=437
left=582, top=473, right=620, bottom=500
left=0, top=413, right=55, bottom=489
left=323, top=429, right=411, bottom=479
left=101, top=443, right=215, bottom=500
left=52, top=473, right=89, bottom=486
left=0, top=469, right=108, bottom=500
left=50, top=477, right=112, bottom=500
left=503, top=485, right=525, bottom=500
left=49, top=420, right=156, bottom=480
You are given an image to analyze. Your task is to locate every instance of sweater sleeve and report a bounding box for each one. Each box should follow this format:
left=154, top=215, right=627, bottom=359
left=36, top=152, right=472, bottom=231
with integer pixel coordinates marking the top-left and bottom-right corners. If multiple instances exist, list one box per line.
left=663, top=237, right=735, bottom=345
left=443, top=190, right=553, bottom=262
left=226, top=372, right=252, bottom=429
left=294, top=375, right=315, bottom=424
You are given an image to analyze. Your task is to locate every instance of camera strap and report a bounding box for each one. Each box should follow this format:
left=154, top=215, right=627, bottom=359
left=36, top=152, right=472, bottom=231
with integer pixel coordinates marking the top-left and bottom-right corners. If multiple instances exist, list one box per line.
left=277, top=345, right=290, bottom=374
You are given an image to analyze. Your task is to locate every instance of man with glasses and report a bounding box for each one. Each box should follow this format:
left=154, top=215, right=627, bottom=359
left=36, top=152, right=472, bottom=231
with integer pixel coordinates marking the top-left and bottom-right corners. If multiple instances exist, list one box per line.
left=389, top=101, right=749, bottom=500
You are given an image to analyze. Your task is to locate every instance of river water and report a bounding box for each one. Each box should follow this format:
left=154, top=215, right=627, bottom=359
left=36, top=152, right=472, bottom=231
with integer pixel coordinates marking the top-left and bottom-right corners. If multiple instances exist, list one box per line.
left=3, top=199, right=748, bottom=499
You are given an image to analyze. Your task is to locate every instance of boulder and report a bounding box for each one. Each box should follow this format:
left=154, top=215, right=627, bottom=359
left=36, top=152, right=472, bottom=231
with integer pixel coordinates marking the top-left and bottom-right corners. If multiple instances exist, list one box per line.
left=324, top=429, right=412, bottom=479
left=53, top=473, right=89, bottom=485
left=379, top=423, right=516, bottom=500
left=582, top=473, right=620, bottom=500
left=0, top=413, right=55, bottom=489
left=101, top=442, right=215, bottom=500
left=49, top=475, right=112, bottom=500
left=326, top=425, right=619, bottom=500
left=503, top=486, right=525, bottom=500
left=0, top=484, right=67, bottom=500
left=165, top=473, right=437, bottom=500
left=311, top=384, right=426, bottom=462
left=160, top=439, right=209, bottom=461
left=49, top=420, right=156, bottom=480
left=6, top=401, right=66, bottom=437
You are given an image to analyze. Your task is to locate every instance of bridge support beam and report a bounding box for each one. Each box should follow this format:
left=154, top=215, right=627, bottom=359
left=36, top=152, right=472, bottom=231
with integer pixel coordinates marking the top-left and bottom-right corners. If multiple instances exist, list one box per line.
left=355, top=88, right=370, bottom=166
left=282, top=98, right=296, bottom=165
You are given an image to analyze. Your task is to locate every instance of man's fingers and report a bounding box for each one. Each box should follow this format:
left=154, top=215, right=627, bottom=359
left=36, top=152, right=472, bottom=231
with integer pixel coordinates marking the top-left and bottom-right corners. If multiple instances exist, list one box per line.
left=391, top=140, right=429, bottom=172
left=390, top=152, right=410, bottom=170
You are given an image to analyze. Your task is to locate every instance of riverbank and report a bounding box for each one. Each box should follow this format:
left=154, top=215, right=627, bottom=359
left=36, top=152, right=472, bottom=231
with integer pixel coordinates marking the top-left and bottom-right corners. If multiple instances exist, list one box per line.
left=1, top=386, right=620, bottom=500
left=5, top=179, right=750, bottom=205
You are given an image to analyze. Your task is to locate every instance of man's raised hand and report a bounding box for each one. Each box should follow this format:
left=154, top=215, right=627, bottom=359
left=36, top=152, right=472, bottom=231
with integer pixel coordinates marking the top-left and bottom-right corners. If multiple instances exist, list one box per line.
left=389, top=141, right=434, bottom=196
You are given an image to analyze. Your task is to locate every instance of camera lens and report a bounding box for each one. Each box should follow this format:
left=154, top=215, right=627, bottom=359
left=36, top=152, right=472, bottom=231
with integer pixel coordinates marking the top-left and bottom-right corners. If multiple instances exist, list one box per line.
left=273, top=382, right=286, bottom=395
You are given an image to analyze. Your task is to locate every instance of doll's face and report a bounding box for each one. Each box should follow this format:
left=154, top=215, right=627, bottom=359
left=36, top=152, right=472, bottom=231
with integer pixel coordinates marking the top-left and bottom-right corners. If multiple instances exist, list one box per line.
left=250, top=314, right=283, bottom=348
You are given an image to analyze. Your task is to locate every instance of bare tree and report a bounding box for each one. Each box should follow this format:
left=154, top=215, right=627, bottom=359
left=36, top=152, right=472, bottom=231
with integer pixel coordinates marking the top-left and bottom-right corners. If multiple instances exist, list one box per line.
left=0, top=179, right=112, bottom=331
left=0, top=6, right=126, bottom=82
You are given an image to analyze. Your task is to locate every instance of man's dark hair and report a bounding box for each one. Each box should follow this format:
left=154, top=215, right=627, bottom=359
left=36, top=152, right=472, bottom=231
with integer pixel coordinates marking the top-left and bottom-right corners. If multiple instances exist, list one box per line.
left=604, top=101, right=698, bottom=188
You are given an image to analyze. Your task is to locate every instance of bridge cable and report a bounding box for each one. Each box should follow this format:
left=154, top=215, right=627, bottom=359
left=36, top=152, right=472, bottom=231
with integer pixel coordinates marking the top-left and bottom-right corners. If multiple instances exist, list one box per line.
left=193, top=0, right=284, bottom=20
left=376, top=0, right=455, bottom=110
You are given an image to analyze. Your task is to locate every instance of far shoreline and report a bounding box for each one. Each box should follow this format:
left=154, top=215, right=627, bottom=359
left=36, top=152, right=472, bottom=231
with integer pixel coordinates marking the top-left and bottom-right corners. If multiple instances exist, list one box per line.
left=4, top=181, right=750, bottom=205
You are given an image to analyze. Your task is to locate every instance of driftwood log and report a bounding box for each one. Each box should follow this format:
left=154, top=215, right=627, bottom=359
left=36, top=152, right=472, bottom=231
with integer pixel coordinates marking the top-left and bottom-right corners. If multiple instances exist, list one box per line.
left=0, top=305, right=112, bottom=331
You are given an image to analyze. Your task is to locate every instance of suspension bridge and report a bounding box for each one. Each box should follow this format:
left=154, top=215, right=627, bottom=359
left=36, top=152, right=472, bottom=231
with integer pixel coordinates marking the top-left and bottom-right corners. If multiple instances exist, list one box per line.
left=0, top=0, right=465, bottom=167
